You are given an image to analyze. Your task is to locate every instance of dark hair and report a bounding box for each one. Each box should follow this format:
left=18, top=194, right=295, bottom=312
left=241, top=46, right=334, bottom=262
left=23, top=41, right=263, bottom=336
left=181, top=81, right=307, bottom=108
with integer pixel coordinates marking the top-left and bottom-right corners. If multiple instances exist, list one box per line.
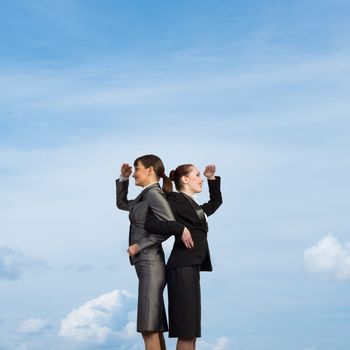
left=169, top=164, right=194, bottom=191
left=134, top=154, right=173, bottom=193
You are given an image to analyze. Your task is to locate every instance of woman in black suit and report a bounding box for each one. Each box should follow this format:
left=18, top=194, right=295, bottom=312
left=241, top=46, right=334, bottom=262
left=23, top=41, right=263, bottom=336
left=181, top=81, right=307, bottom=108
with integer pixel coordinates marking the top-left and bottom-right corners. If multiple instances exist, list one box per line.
left=143, top=164, right=222, bottom=350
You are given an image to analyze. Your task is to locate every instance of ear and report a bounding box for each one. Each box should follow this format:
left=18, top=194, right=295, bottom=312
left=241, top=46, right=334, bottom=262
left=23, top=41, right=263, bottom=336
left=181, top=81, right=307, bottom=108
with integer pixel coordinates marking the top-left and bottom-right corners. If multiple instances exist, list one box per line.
left=180, top=175, right=189, bottom=185
left=147, top=166, right=155, bottom=176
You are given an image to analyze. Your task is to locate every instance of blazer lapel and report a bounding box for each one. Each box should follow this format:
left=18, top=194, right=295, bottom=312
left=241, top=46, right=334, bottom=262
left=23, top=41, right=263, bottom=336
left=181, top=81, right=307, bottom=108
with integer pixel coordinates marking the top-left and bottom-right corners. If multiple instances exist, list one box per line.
left=181, top=193, right=208, bottom=232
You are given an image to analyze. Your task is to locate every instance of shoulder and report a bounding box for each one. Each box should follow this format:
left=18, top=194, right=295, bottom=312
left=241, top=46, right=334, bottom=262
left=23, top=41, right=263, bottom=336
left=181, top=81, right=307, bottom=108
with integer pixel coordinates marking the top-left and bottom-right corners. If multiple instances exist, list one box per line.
left=147, top=185, right=163, bottom=195
left=166, top=191, right=185, bottom=204
left=166, top=191, right=182, bottom=199
left=144, top=185, right=166, bottom=201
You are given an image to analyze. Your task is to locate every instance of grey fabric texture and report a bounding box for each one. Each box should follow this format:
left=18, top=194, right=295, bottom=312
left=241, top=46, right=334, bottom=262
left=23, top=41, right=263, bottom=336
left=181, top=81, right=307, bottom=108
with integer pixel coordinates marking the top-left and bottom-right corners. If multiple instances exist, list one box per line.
left=116, top=179, right=175, bottom=264
left=135, top=260, right=168, bottom=332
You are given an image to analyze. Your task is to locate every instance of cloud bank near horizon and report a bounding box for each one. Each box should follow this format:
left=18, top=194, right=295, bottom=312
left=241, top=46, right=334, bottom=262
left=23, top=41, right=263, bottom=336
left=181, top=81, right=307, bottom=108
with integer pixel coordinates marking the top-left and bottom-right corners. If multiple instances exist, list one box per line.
left=59, top=289, right=138, bottom=348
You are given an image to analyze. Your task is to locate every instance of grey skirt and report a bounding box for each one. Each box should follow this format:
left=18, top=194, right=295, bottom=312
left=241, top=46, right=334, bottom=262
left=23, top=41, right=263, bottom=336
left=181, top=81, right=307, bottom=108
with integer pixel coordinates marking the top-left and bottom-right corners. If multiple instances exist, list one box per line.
left=134, top=260, right=168, bottom=333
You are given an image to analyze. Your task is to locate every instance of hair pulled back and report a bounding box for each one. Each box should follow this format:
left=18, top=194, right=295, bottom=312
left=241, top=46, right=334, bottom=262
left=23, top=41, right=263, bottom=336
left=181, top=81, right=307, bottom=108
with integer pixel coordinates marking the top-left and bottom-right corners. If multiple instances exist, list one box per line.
left=169, top=164, right=194, bottom=191
left=134, top=154, right=173, bottom=193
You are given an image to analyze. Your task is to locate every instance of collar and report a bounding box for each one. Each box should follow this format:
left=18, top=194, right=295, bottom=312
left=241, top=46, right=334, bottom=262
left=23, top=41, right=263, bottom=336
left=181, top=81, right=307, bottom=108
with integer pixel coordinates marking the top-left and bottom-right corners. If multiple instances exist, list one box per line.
left=143, top=182, right=159, bottom=190
left=180, top=191, right=198, bottom=202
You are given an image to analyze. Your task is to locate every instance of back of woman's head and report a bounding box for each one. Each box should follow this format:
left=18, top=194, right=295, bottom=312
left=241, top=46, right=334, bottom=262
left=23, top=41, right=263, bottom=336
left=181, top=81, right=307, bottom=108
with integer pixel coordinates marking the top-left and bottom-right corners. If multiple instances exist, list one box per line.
left=133, top=154, right=173, bottom=193
left=169, top=164, right=194, bottom=191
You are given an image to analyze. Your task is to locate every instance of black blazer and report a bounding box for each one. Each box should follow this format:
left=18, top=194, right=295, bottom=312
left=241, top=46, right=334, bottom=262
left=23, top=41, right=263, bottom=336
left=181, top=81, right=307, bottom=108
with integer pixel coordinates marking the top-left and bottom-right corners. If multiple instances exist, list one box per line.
left=145, top=177, right=222, bottom=271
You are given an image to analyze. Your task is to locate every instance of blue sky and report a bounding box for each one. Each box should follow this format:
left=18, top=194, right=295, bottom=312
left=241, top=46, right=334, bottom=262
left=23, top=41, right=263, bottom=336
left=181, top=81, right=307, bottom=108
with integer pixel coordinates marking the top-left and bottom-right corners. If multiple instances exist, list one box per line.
left=1, top=1, right=350, bottom=349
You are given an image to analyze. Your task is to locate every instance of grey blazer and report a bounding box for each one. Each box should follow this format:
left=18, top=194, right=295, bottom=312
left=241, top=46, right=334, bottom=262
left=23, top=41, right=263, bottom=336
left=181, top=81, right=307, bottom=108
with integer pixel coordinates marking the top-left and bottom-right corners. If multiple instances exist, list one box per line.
left=116, top=179, right=184, bottom=265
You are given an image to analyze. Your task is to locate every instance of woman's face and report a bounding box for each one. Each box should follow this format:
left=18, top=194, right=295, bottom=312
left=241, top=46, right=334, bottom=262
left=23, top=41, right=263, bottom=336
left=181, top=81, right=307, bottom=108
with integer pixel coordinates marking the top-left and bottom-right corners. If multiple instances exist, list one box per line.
left=182, top=166, right=204, bottom=193
left=132, top=161, right=151, bottom=187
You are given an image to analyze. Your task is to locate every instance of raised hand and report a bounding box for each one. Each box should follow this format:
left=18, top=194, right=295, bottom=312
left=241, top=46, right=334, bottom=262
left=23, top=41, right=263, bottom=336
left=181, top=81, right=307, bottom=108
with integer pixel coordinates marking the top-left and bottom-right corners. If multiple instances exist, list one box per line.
left=120, top=163, right=132, bottom=178
left=203, top=164, right=216, bottom=180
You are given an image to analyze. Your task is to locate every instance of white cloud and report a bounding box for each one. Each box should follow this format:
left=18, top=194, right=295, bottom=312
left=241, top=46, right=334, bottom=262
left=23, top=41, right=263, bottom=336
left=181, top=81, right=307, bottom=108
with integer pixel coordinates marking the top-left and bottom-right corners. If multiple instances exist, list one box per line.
left=59, top=289, right=139, bottom=348
left=197, top=336, right=232, bottom=350
left=304, top=234, right=350, bottom=281
left=0, top=246, right=50, bottom=280
left=19, top=318, right=51, bottom=334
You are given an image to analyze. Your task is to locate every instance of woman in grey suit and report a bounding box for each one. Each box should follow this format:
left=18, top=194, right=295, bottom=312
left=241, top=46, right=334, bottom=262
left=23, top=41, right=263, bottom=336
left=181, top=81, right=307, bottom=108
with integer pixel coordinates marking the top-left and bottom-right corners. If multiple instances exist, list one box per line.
left=116, top=154, right=190, bottom=350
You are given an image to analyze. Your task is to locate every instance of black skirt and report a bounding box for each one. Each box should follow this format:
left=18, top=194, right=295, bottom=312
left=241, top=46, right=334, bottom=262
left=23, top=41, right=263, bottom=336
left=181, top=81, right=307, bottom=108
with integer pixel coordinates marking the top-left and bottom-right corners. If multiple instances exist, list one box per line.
left=167, top=265, right=201, bottom=338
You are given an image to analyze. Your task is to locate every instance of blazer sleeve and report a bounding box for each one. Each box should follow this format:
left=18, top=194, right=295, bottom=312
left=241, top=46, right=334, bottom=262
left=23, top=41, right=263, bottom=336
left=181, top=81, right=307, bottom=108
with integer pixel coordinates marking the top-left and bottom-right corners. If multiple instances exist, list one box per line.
left=116, top=179, right=134, bottom=211
left=144, top=212, right=184, bottom=238
left=200, top=176, right=223, bottom=216
left=138, top=188, right=184, bottom=250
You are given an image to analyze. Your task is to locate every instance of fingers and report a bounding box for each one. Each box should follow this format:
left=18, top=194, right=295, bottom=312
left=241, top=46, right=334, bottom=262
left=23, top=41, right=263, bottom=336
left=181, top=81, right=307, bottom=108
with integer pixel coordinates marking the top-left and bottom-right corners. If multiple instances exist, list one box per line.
left=204, top=164, right=216, bottom=179
left=181, top=230, right=194, bottom=249
left=121, top=163, right=132, bottom=170
left=183, top=239, right=193, bottom=249
left=127, top=244, right=140, bottom=256
left=205, top=164, right=216, bottom=172
left=127, top=247, right=135, bottom=256
left=187, top=236, right=194, bottom=248
left=121, top=163, right=132, bottom=176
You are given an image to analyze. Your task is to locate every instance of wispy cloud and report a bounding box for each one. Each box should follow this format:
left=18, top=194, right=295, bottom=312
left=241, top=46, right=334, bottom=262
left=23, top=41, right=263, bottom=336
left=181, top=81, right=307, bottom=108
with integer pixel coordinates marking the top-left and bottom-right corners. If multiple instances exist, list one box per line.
left=63, top=264, right=94, bottom=274
left=1, top=52, right=349, bottom=116
left=0, top=246, right=50, bottom=280
left=304, top=234, right=350, bottom=281
left=18, top=318, right=51, bottom=335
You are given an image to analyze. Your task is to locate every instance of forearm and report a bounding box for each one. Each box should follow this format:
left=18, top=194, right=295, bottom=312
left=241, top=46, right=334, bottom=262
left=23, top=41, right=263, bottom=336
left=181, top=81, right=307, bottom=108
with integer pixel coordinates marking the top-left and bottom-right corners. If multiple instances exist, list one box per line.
left=116, top=179, right=132, bottom=211
left=201, top=176, right=223, bottom=216
left=138, top=233, right=169, bottom=250
left=145, top=213, right=184, bottom=237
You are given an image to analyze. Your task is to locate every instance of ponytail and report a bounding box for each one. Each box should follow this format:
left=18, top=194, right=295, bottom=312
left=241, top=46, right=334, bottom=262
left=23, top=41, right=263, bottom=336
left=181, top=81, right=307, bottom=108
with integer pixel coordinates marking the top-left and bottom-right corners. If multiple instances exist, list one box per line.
left=162, top=174, right=173, bottom=193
